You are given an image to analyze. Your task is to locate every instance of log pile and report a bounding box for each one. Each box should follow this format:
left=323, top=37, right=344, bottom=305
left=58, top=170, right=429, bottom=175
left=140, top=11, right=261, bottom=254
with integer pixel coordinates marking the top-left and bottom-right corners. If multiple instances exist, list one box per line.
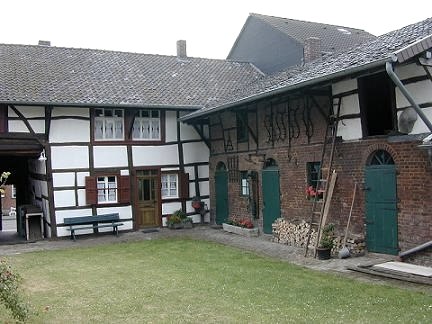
left=272, top=218, right=366, bottom=256
left=332, top=236, right=366, bottom=256
left=272, top=219, right=317, bottom=248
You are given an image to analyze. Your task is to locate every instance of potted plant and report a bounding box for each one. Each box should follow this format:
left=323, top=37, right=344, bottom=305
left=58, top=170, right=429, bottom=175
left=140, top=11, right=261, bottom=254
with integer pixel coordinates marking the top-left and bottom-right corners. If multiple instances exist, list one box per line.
left=316, top=223, right=335, bottom=260
left=166, top=209, right=193, bottom=229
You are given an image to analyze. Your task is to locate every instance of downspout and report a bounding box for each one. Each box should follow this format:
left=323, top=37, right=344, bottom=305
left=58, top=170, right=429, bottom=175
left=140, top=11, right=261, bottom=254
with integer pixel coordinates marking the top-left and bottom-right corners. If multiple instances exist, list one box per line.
left=385, top=59, right=432, bottom=132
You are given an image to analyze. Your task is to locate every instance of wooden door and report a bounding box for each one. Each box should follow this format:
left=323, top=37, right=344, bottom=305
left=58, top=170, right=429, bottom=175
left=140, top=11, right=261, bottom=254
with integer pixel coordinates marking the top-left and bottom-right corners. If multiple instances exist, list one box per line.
left=262, top=165, right=280, bottom=234
left=135, top=169, right=160, bottom=228
left=365, top=163, right=398, bottom=255
left=215, top=168, right=229, bottom=224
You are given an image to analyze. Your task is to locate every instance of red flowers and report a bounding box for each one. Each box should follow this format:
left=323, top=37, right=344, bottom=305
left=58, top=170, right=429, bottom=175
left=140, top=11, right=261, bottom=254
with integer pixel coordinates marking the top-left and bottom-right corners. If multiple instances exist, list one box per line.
left=306, top=186, right=322, bottom=200
left=227, top=216, right=254, bottom=229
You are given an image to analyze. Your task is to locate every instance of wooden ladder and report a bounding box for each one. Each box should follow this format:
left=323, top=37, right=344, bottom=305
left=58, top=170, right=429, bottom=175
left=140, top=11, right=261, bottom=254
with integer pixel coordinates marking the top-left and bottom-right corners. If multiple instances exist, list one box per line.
left=304, top=97, right=341, bottom=257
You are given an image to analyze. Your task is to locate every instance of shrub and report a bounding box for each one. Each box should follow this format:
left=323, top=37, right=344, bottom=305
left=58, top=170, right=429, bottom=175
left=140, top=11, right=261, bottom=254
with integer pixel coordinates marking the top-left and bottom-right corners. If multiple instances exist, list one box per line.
left=0, top=258, right=30, bottom=322
left=226, top=216, right=254, bottom=229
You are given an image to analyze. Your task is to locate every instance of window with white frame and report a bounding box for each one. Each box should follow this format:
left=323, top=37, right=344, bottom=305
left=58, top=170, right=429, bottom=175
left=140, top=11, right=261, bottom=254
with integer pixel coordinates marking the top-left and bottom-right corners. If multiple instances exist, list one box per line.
left=11, top=185, right=16, bottom=199
left=161, top=174, right=178, bottom=198
left=97, top=176, right=117, bottom=203
left=132, top=110, right=161, bottom=140
left=240, top=171, right=250, bottom=196
left=94, top=108, right=124, bottom=140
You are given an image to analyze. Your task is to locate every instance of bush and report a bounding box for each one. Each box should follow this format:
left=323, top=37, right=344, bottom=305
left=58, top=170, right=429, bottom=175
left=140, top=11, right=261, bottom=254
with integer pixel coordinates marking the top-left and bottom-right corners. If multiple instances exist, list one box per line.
left=0, top=258, right=30, bottom=322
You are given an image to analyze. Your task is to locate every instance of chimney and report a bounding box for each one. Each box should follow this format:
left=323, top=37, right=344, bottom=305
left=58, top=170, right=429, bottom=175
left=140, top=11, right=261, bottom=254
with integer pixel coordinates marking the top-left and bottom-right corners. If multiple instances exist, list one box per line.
left=38, top=40, right=51, bottom=46
left=303, top=37, right=321, bottom=64
left=176, top=40, right=187, bottom=59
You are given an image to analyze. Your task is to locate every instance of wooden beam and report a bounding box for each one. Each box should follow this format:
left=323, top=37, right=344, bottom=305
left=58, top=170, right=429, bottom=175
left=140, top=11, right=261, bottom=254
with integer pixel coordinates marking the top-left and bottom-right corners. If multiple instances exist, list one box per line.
left=192, top=123, right=211, bottom=149
left=45, top=105, right=52, bottom=140
left=236, top=110, right=258, bottom=145
left=9, top=105, right=45, bottom=146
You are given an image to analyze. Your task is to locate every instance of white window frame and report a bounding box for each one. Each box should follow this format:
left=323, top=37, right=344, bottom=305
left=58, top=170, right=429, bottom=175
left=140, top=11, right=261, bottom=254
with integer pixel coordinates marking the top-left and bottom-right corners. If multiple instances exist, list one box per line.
left=132, top=109, right=161, bottom=140
left=240, top=171, right=250, bottom=196
left=94, top=108, right=124, bottom=141
left=161, top=173, right=178, bottom=198
left=11, top=185, right=16, bottom=199
left=97, top=176, right=118, bottom=203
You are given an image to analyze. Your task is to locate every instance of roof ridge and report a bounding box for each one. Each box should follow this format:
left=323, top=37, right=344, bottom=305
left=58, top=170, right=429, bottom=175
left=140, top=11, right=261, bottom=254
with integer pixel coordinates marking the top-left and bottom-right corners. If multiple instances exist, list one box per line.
left=250, top=12, right=372, bottom=33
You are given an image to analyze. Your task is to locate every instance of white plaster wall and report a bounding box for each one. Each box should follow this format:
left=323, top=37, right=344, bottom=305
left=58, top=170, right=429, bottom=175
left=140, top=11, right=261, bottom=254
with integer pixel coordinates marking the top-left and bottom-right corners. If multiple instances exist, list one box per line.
left=132, top=145, right=179, bottom=166
left=165, top=111, right=178, bottom=142
left=332, top=79, right=357, bottom=95
left=53, top=173, right=75, bottom=187
left=199, top=181, right=210, bottom=196
left=180, top=122, right=201, bottom=141
left=338, top=119, right=363, bottom=140
left=183, top=142, right=209, bottom=164
left=93, top=146, right=128, bottom=168
left=162, top=202, right=182, bottom=215
left=51, top=146, right=89, bottom=170
left=408, top=107, right=432, bottom=134
left=340, top=94, right=360, bottom=115
left=54, top=190, right=76, bottom=208
left=396, top=80, right=432, bottom=108
left=50, top=119, right=90, bottom=143
left=9, top=120, right=45, bottom=133
left=77, top=189, right=86, bottom=206
left=184, top=166, right=195, bottom=180
left=188, top=184, right=196, bottom=198
left=120, top=169, right=130, bottom=176
left=51, top=107, right=89, bottom=118
left=394, top=63, right=427, bottom=80
left=77, top=172, right=90, bottom=186
left=55, top=208, right=93, bottom=237
left=96, top=206, right=133, bottom=231
left=8, top=106, right=44, bottom=118
left=198, top=165, right=209, bottom=179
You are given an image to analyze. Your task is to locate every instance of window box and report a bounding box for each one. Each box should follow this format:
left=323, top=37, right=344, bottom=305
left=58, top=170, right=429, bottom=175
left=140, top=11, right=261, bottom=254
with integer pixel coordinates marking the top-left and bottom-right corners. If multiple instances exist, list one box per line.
left=222, top=223, right=259, bottom=237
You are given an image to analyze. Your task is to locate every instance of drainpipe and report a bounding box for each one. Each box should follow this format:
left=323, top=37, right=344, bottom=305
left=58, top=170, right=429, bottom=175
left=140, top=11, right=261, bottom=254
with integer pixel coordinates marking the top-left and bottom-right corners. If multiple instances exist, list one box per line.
left=385, top=59, right=432, bottom=132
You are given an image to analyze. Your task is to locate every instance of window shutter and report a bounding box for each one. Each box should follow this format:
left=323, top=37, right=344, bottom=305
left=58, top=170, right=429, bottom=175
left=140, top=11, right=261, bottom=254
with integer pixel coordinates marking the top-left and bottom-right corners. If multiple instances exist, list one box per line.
left=85, top=176, right=97, bottom=205
left=179, top=172, right=190, bottom=199
left=118, top=175, right=131, bottom=204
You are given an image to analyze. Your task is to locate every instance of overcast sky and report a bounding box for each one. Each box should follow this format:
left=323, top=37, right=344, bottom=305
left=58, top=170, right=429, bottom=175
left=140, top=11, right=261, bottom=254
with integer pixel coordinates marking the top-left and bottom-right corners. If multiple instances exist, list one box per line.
left=1, top=0, right=430, bottom=59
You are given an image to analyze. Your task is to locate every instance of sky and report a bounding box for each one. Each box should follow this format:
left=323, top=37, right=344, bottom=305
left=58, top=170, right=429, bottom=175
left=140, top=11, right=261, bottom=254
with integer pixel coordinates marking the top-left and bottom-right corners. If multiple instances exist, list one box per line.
left=1, top=0, right=430, bottom=59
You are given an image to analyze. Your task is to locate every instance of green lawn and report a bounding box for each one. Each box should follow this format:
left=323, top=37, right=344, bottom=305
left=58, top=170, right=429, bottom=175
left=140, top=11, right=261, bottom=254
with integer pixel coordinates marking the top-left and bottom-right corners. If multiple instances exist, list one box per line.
left=1, top=238, right=431, bottom=323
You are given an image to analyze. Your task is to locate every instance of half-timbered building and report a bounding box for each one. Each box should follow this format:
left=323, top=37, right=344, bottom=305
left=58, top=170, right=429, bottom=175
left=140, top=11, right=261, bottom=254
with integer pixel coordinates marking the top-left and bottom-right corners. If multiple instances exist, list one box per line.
left=0, top=41, right=261, bottom=238
left=183, top=18, right=432, bottom=264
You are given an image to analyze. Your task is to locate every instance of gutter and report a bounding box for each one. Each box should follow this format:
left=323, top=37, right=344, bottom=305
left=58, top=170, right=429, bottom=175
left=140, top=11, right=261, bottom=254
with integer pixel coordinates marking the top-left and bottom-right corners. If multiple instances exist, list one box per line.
left=180, top=58, right=388, bottom=122
left=385, top=57, right=432, bottom=131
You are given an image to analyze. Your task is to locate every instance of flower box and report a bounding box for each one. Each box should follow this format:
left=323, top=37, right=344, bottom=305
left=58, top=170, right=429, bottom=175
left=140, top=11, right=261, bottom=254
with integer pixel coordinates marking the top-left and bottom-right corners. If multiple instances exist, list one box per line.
left=222, top=223, right=259, bottom=237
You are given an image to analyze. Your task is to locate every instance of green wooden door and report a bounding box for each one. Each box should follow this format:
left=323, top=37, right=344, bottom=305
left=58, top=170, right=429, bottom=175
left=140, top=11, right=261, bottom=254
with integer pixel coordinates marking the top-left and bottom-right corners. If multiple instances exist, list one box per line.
left=365, top=165, right=398, bottom=254
left=215, top=169, right=229, bottom=225
left=262, top=166, right=281, bottom=234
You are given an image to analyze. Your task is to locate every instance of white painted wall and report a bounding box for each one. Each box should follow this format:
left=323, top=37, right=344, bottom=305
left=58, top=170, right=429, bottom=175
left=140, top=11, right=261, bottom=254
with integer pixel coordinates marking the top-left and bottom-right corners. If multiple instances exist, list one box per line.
left=162, top=202, right=182, bottom=215
left=396, top=80, right=432, bottom=109
left=184, top=166, right=195, bottom=180
left=50, top=119, right=90, bottom=143
left=183, top=142, right=209, bottom=164
left=165, top=111, right=178, bottom=142
left=53, top=173, right=75, bottom=187
left=394, top=63, right=426, bottom=80
left=77, top=189, right=87, bottom=206
left=198, top=165, right=209, bottom=179
left=337, top=119, right=363, bottom=141
left=96, top=206, right=133, bottom=231
left=8, top=105, right=44, bottom=118
left=132, top=145, right=179, bottom=166
left=51, top=107, right=89, bottom=118
left=93, top=146, right=128, bottom=168
left=55, top=208, right=93, bottom=237
left=180, top=122, right=201, bottom=141
left=54, top=190, right=76, bottom=208
left=199, top=181, right=210, bottom=196
left=77, top=172, right=90, bottom=186
left=332, top=79, right=357, bottom=95
left=9, top=120, right=45, bottom=133
left=408, top=107, right=432, bottom=134
left=51, top=146, right=89, bottom=170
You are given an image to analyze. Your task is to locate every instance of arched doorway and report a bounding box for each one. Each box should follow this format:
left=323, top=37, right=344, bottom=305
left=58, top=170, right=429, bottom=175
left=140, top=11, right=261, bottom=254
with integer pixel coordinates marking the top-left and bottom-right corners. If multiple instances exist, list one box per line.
left=215, top=162, right=228, bottom=225
left=365, top=150, right=398, bottom=254
left=262, top=158, right=281, bottom=234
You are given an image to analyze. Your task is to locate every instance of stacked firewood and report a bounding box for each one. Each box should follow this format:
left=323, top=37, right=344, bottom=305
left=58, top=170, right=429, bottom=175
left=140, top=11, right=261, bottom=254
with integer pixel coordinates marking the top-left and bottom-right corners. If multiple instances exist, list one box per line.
left=272, top=219, right=317, bottom=247
left=332, top=236, right=366, bottom=256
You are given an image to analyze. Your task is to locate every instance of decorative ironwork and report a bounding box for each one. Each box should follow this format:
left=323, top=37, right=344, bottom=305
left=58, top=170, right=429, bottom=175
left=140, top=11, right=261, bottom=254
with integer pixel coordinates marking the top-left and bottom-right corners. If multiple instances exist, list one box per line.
left=302, top=96, right=314, bottom=143
left=264, top=104, right=274, bottom=144
left=275, top=105, right=287, bottom=142
left=225, top=132, right=234, bottom=151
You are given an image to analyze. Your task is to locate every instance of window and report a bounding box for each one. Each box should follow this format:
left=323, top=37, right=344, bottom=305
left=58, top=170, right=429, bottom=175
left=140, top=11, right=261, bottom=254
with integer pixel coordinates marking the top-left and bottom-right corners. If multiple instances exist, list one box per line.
left=236, top=111, right=248, bottom=142
left=94, top=108, right=124, bottom=140
left=240, top=171, right=250, bottom=196
left=307, top=162, right=321, bottom=188
left=133, top=110, right=161, bottom=140
left=161, top=174, right=178, bottom=198
left=358, top=72, right=396, bottom=136
left=11, top=185, right=16, bottom=199
left=97, top=176, right=118, bottom=203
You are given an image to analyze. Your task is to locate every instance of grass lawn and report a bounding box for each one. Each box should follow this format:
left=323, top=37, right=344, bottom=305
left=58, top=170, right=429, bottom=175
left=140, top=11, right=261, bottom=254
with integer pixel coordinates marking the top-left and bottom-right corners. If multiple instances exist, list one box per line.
left=1, top=238, right=431, bottom=323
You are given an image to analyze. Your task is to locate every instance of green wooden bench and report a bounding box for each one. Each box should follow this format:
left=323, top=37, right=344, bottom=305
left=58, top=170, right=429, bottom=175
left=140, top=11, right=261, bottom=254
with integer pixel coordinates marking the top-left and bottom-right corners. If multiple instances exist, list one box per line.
left=64, top=213, right=124, bottom=241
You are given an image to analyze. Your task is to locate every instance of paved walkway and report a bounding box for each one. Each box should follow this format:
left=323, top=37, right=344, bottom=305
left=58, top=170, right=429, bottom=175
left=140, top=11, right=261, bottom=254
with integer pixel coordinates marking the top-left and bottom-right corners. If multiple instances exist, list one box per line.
left=0, top=226, right=428, bottom=291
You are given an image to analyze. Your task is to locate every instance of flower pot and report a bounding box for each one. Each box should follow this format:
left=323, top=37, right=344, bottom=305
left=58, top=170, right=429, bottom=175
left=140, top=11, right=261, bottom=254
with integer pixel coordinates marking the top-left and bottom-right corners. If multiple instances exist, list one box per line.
left=168, top=223, right=184, bottom=230
left=316, top=247, right=332, bottom=260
